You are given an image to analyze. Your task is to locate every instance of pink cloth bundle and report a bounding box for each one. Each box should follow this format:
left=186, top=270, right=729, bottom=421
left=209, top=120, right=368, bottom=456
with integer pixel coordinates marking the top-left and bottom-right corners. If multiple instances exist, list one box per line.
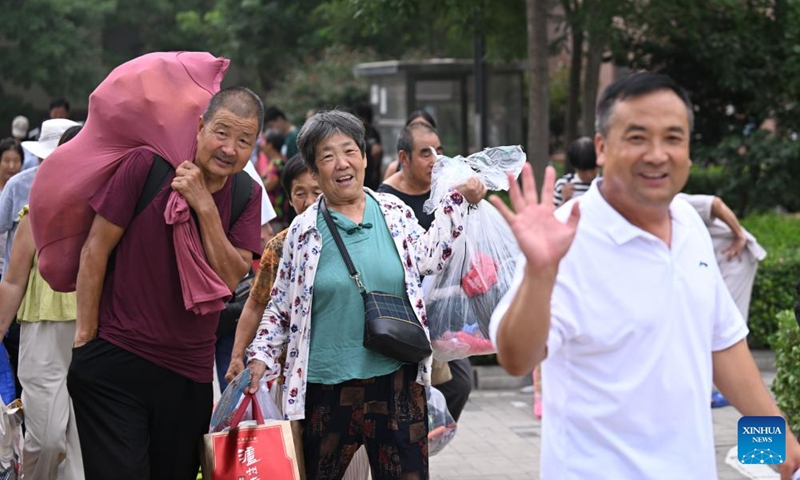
left=30, top=51, right=232, bottom=313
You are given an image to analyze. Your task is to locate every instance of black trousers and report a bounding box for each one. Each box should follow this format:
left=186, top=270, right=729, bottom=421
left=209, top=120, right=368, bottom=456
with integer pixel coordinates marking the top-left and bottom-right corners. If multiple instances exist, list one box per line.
left=436, top=358, right=472, bottom=422
left=67, top=338, right=212, bottom=480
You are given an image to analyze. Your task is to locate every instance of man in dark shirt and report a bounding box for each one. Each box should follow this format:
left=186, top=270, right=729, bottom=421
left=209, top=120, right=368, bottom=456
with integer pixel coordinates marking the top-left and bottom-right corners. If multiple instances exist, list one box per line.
left=377, top=123, right=473, bottom=421
left=67, top=87, right=264, bottom=480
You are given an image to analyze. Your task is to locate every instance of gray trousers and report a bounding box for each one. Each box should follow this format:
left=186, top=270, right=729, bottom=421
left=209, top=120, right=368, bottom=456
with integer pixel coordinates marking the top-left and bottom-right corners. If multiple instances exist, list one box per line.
left=19, top=321, right=84, bottom=480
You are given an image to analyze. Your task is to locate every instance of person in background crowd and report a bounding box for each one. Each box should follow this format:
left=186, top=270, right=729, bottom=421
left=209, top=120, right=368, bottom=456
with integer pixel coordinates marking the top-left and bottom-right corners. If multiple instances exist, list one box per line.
left=67, top=87, right=263, bottom=480
left=489, top=72, right=800, bottom=479
left=678, top=192, right=767, bottom=408
left=11, top=115, right=38, bottom=171
left=246, top=110, right=486, bottom=479
left=10, top=116, right=29, bottom=144
left=259, top=129, right=293, bottom=230
left=378, top=123, right=472, bottom=422
left=0, top=126, right=84, bottom=480
left=382, top=110, right=437, bottom=181
left=49, top=98, right=71, bottom=120
left=0, top=139, right=23, bottom=277
left=354, top=104, right=383, bottom=191
left=24, top=99, right=74, bottom=171
left=552, top=136, right=599, bottom=208
left=265, top=106, right=299, bottom=159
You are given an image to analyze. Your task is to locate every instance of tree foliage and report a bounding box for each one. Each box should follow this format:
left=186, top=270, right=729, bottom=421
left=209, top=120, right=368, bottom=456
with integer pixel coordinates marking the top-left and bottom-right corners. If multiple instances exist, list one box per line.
left=607, top=0, right=800, bottom=213
left=0, top=0, right=114, bottom=100
left=610, top=0, right=797, bottom=147
left=265, top=45, right=377, bottom=125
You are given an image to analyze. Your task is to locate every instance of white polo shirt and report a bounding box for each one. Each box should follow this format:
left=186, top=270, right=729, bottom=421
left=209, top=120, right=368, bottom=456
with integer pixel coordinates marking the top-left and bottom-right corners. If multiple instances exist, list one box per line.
left=490, top=181, right=748, bottom=480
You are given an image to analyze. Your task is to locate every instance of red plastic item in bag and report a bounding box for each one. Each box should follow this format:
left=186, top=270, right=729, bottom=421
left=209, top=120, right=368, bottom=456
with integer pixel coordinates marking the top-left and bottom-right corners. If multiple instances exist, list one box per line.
left=460, top=251, right=499, bottom=297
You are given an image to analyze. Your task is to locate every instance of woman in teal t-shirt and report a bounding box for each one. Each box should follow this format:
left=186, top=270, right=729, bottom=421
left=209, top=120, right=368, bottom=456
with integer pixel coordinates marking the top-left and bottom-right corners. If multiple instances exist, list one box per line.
left=247, top=110, right=486, bottom=480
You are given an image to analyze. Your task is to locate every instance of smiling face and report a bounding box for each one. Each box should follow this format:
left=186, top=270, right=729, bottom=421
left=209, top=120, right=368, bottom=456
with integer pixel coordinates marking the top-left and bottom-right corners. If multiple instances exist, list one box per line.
left=311, top=132, right=367, bottom=207
left=195, top=108, right=259, bottom=183
left=596, top=89, right=692, bottom=215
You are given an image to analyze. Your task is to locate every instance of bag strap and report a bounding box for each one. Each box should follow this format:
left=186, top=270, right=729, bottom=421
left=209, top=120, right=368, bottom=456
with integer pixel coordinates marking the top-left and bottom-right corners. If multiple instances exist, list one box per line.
left=107, top=155, right=172, bottom=272
left=319, top=197, right=367, bottom=297
left=229, top=393, right=266, bottom=428
left=134, top=154, right=173, bottom=218
left=230, top=170, right=253, bottom=228
left=134, top=155, right=252, bottom=228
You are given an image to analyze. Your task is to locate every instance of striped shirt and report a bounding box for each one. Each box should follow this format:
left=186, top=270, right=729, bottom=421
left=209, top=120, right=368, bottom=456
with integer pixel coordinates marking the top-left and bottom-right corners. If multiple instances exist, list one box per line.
left=553, top=173, right=592, bottom=208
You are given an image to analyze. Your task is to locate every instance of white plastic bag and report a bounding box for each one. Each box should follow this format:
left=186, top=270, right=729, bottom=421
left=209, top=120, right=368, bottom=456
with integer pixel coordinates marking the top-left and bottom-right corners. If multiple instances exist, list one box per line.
left=0, top=400, right=22, bottom=480
left=423, top=146, right=525, bottom=361
left=427, top=387, right=456, bottom=456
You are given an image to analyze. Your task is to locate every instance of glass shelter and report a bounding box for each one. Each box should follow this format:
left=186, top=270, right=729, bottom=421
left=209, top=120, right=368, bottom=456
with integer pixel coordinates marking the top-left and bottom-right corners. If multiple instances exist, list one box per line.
left=355, top=59, right=525, bottom=163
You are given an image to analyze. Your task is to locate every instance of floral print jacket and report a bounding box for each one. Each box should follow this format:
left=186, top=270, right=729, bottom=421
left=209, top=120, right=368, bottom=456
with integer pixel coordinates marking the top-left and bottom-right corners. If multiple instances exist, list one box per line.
left=247, top=188, right=469, bottom=420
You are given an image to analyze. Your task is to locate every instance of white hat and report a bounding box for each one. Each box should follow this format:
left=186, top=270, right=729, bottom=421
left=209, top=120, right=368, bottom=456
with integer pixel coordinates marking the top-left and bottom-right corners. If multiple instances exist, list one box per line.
left=11, top=116, right=29, bottom=139
left=21, top=119, right=80, bottom=159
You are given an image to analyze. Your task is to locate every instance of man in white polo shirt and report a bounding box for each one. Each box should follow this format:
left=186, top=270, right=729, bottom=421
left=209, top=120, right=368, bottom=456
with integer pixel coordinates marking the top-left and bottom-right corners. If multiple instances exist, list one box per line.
left=488, top=72, right=800, bottom=479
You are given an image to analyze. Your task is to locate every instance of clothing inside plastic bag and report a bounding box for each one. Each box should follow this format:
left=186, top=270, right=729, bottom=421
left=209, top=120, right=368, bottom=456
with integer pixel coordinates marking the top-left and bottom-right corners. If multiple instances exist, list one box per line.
left=427, top=386, right=457, bottom=456
left=422, top=146, right=524, bottom=361
left=209, top=369, right=283, bottom=433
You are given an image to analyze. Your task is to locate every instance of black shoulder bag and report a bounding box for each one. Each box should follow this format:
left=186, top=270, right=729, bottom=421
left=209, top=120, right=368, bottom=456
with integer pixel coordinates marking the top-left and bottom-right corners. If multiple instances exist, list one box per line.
left=320, top=198, right=432, bottom=364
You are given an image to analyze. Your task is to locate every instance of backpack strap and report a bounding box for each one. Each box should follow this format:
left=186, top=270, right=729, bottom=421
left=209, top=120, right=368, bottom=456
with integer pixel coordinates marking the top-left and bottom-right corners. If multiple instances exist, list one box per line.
left=108, top=157, right=253, bottom=273
left=229, top=170, right=253, bottom=229
left=107, top=154, right=173, bottom=273
left=134, top=154, right=174, bottom=218
left=134, top=155, right=252, bottom=227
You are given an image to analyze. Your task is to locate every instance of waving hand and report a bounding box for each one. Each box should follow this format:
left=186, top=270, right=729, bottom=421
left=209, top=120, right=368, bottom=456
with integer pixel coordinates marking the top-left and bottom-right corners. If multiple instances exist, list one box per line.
left=489, top=164, right=580, bottom=273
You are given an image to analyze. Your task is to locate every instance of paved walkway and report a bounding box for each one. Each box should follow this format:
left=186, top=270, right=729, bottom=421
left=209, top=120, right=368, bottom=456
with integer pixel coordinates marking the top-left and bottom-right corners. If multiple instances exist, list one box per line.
left=212, top=351, right=781, bottom=479
left=429, top=350, right=781, bottom=480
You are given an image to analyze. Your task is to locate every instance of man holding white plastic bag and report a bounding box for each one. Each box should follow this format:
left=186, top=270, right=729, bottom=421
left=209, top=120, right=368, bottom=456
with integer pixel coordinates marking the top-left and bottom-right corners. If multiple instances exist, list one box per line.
left=418, top=144, right=524, bottom=364
left=378, top=123, right=473, bottom=422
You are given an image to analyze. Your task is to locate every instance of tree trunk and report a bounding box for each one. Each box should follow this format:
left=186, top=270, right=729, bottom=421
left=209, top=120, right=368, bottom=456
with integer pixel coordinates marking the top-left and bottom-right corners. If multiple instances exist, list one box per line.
left=563, top=0, right=583, bottom=147
left=527, top=0, right=550, bottom=192
left=580, top=33, right=603, bottom=137
left=564, top=25, right=583, bottom=146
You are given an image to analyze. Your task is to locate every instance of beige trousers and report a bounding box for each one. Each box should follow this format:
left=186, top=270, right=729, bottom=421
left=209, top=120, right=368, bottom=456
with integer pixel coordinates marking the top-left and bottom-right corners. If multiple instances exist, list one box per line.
left=19, top=321, right=84, bottom=480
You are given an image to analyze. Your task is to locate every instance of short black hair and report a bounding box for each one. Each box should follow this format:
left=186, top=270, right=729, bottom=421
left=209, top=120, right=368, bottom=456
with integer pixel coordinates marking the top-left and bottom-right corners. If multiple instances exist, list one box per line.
left=264, top=129, right=285, bottom=152
left=58, top=125, right=83, bottom=146
left=264, top=106, right=287, bottom=123
left=566, top=137, right=597, bottom=171
left=353, top=104, right=373, bottom=124
left=296, top=110, right=365, bottom=174
left=405, top=110, right=437, bottom=129
left=397, top=123, right=438, bottom=159
left=49, top=98, right=70, bottom=112
left=281, top=154, right=310, bottom=194
left=595, top=72, right=694, bottom=136
left=203, top=86, right=265, bottom=134
left=0, top=137, right=23, bottom=159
